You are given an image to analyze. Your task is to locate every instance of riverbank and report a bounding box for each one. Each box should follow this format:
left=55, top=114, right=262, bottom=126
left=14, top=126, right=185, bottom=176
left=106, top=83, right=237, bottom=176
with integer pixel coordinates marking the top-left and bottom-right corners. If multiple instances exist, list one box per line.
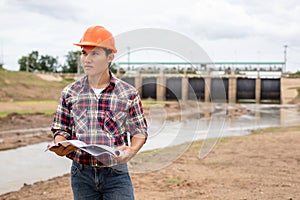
left=0, top=101, right=252, bottom=150
left=1, top=126, right=300, bottom=199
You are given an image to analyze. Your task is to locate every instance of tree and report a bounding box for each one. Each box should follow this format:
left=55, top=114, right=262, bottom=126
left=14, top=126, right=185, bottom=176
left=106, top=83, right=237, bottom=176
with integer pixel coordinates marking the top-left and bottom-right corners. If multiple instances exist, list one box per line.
left=18, top=51, right=39, bottom=72
left=110, top=63, right=117, bottom=74
left=62, top=50, right=81, bottom=73
left=18, top=51, right=59, bottom=72
left=39, top=55, right=59, bottom=72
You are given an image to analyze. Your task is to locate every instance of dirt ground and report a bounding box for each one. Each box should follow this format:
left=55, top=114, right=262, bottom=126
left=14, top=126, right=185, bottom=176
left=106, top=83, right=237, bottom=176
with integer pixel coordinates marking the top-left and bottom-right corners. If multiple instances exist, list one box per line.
left=0, top=103, right=299, bottom=199
left=0, top=113, right=54, bottom=150
left=1, top=124, right=299, bottom=200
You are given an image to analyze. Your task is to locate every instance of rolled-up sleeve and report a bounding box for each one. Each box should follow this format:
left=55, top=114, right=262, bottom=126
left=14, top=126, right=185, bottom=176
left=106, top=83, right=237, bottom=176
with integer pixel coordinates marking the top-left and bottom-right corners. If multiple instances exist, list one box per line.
left=51, top=90, right=72, bottom=140
left=126, top=92, right=148, bottom=139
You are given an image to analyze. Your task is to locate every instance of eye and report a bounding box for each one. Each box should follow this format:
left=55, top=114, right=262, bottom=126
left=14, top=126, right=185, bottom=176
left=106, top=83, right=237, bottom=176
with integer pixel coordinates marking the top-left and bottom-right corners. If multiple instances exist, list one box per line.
left=91, top=51, right=99, bottom=55
left=81, top=50, right=86, bottom=55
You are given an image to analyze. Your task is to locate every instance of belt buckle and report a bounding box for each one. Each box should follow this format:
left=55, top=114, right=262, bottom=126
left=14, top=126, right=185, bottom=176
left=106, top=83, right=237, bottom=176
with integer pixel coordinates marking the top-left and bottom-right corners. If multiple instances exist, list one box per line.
left=94, top=163, right=105, bottom=168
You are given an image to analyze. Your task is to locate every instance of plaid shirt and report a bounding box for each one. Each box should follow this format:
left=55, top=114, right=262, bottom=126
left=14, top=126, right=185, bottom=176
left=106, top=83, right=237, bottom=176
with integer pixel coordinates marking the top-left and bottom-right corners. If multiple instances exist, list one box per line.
left=51, top=73, right=148, bottom=167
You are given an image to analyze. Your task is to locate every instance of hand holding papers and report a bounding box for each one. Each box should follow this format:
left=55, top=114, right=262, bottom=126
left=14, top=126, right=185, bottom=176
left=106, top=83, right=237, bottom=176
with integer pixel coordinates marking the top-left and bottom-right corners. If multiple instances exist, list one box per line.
left=46, top=140, right=124, bottom=158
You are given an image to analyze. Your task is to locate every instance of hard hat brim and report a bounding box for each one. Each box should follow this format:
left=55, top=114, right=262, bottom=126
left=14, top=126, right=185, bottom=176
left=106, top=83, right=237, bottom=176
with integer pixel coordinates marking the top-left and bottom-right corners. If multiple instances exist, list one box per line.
left=73, top=42, right=117, bottom=53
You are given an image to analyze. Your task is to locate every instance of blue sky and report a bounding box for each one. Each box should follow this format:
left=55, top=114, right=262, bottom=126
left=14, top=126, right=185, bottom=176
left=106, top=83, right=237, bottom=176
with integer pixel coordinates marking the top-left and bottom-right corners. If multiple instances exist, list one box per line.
left=0, top=0, right=300, bottom=72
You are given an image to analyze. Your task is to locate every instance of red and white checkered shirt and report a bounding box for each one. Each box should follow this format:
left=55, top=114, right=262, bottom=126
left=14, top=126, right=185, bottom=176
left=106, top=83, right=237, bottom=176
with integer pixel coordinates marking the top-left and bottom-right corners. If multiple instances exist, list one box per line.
left=51, top=73, right=148, bottom=167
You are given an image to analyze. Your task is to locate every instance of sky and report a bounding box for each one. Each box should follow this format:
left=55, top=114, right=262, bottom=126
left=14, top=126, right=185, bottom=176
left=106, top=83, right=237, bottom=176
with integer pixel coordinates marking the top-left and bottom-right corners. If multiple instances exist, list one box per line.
left=0, top=0, right=300, bottom=72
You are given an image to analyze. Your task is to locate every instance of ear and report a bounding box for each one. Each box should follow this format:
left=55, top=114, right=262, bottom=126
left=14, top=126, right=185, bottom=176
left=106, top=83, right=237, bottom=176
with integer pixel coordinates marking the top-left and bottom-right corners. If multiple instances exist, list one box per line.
left=107, top=53, right=114, bottom=62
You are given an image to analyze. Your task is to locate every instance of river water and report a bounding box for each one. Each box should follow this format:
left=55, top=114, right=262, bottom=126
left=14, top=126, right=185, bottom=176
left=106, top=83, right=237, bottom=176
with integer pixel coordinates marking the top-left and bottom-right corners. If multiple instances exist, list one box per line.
left=0, top=104, right=299, bottom=195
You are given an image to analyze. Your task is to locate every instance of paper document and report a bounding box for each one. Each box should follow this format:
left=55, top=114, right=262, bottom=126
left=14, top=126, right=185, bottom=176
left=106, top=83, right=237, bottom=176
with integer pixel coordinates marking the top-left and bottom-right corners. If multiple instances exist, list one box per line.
left=46, top=140, right=124, bottom=157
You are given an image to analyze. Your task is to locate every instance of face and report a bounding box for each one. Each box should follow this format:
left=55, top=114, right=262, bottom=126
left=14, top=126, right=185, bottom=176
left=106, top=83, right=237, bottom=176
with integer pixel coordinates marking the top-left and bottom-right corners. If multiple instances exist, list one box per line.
left=80, top=46, right=114, bottom=77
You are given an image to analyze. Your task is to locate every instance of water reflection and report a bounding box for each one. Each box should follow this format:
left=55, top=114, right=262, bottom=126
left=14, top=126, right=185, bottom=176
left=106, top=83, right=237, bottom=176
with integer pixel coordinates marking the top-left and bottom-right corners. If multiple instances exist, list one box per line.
left=0, top=142, right=71, bottom=195
left=142, top=104, right=300, bottom=152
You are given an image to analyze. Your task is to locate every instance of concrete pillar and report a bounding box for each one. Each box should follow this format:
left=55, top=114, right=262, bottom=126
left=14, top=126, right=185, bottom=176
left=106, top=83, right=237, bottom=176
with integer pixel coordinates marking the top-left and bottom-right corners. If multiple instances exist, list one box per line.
left=280, top=77, right=300, bottom=104
left=182, top=75, right=189, bottom=102
left=156, top=73, right=166, bottom=101
left=135, top=73, right=142, bottom=97
left=255, top=78, right=261, bottom=103
left=116, top=68, right=121, bottom=78
left=204, top=77, right=211, bottom=103
left=228, top=76, right=237, bottom=103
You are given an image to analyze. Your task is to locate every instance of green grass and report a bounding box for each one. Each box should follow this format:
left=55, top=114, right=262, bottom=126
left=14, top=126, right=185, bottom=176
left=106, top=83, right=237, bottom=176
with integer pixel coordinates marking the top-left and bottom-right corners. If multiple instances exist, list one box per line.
left=165, top=178, right=183, bottom=183
left=141, top=100, right=177, bottom=109
left=0, top=100, right=57, bottom=104
left=0, top=100, right=57, bottom=118
left=251, top=125, right=300, bottom=135
left=0, top=110, right=55, bottom=118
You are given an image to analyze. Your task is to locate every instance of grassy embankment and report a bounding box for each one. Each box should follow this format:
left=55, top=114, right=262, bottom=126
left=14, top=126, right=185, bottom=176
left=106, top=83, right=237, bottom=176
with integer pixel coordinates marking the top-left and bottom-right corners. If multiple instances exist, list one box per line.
left=0, top=70, right=73, bottom=117
left=0, top=70, right=170, bottom=117
left=0, top=100, right=58, bottom=117
left=0, top=100, right=169, bottom=118
left=0, top=70, right=72, bottom=101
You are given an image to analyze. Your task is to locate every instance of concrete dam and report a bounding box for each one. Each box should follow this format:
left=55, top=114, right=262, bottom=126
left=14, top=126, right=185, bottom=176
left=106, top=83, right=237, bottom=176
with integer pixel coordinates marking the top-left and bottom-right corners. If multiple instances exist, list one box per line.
left=120, top=73, right=295, bottom=104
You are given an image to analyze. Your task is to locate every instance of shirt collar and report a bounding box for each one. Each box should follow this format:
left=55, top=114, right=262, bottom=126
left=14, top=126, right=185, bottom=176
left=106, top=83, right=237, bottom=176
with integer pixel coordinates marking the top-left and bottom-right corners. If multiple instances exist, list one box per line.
left=81, top=71, right=117, bottom=92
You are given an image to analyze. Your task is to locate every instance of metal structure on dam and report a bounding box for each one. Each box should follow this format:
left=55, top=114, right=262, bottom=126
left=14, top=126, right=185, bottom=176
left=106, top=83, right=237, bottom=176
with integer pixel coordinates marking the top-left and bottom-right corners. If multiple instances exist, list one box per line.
left=115, top=61, right=285, bottom=104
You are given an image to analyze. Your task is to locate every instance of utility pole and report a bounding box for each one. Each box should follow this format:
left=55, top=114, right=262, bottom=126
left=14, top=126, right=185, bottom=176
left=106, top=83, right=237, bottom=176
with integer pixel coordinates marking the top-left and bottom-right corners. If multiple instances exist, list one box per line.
left=77, top=54, right=81, bottom=75
left=26, top=56, right=29, bottom=72
left=127, top=46, right=130, bottom=70
left=0, top=41, right=3, bottom=69
left=283, top=45, right=288, bottom=72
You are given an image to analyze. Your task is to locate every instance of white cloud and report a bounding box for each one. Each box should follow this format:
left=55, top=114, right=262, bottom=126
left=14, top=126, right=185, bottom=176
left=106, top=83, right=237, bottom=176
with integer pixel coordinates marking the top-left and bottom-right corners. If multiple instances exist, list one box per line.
left=0, top=0, right=299, bottom=72
left=7, top=0, right=80, bottom=21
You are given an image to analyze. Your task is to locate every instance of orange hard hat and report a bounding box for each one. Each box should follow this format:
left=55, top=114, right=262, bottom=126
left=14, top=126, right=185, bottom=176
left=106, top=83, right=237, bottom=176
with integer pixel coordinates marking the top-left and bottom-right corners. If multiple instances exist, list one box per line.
left=74, top=26, right=117, bottom=53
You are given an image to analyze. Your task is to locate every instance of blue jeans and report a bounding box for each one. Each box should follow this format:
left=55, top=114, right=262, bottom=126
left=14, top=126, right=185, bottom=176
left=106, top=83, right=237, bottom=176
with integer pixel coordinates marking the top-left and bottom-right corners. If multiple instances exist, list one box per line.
left=71, top=161, right=134, bottom=200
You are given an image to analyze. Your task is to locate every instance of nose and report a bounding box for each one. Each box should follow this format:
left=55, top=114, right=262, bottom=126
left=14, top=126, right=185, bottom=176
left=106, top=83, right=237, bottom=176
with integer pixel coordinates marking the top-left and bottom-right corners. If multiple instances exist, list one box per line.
left=82, top=53, right=92, bottom=64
